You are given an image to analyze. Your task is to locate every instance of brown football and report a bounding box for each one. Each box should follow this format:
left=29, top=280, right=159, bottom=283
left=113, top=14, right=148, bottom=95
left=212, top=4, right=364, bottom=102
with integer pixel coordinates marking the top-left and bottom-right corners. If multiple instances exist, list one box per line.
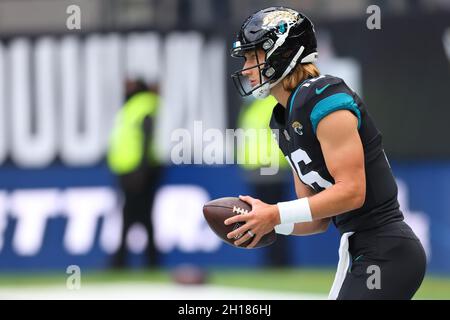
left=203, top=197, right=276, bottom=249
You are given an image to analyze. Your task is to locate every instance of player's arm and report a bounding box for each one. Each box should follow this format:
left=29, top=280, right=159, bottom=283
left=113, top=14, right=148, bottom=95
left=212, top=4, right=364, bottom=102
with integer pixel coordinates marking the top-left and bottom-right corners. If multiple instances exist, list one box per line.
left=291, top=171, right=330, bottom=235
left=225, top=111, right=364, bottom=246
left=293, top=169, right=315, bottom=198
left=225, top=101, right=365, bottom=248
left=307, top=109, right=366, bottom=219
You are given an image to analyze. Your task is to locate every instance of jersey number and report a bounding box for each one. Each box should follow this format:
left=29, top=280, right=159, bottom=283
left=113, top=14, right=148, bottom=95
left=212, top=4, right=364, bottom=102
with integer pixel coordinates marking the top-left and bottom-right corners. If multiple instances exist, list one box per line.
left=288, top=148, right=333, bottom=190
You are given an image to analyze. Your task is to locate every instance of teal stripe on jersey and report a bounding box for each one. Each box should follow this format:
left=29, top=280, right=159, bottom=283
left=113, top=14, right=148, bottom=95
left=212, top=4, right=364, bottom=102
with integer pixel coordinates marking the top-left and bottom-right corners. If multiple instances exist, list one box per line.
left=310, top=93, right=361, bottom=134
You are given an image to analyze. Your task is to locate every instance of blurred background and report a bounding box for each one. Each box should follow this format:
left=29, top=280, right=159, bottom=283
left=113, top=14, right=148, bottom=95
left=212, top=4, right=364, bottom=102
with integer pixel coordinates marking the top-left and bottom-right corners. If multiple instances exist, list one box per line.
left=0, top=0, right=449, bottom=299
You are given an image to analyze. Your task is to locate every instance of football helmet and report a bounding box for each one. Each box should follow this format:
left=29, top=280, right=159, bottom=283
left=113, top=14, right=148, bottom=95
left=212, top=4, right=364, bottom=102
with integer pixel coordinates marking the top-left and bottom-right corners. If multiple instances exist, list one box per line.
left=231, top=7, right=318, bottom=99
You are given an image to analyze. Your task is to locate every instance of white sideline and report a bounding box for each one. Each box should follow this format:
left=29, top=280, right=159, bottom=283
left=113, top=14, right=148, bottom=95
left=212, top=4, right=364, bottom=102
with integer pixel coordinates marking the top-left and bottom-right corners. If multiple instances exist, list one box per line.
left=0, top=283, right=327, bottom=300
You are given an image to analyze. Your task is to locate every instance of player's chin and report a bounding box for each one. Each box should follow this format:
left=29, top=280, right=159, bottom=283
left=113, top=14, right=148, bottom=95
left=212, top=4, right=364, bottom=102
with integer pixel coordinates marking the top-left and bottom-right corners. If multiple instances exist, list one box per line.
left=249, top=80, right=258, bottom=87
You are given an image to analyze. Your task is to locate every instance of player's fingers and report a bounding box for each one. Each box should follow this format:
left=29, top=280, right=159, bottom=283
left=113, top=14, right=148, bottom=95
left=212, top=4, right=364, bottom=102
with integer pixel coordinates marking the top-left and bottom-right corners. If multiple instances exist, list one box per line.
left=224, top=213, right=248, bottom=226
left=239, top=195, right=258, bottom=206
left=233, top=230, right=253, bottom=246
left=226, top=223, right=251, bottom=239
left=247, top=233, right=263, bottom=249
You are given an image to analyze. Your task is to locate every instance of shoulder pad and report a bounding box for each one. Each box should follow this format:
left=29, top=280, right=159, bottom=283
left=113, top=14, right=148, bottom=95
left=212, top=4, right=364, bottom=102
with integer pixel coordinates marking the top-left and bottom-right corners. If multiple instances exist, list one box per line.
left=288, top=75, right=348, bottom=114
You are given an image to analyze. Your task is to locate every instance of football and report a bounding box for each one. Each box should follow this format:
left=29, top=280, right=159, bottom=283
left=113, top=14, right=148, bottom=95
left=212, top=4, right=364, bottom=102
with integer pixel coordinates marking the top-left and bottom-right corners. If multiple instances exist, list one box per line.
left=203, top=197, right=277, bottom=249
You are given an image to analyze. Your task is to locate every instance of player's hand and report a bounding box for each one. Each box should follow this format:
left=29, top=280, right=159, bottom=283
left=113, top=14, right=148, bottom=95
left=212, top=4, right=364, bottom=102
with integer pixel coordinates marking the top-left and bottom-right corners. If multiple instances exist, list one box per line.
left=225, top=195, right=280, bottom=248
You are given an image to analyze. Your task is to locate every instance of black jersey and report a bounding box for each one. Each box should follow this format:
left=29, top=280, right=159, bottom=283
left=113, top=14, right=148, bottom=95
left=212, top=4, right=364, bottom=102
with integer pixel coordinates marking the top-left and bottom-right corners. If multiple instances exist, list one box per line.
left=270, top=74, right=404, bottom=234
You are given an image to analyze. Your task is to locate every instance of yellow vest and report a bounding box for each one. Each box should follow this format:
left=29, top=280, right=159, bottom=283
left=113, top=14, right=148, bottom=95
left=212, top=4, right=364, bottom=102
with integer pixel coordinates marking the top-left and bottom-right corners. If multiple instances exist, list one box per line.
left=237, top=96, right=288, bottom=170
left=107, top=92, right=159, bottom=175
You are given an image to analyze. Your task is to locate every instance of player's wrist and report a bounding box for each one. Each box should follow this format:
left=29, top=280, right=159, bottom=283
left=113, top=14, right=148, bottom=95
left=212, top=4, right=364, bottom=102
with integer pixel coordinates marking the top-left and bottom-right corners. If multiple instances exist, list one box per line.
left=277, top=197, right=313, bottom=224
left=274, top=223, right=294, bottom=235
left=271, top=204, right=294, bottom=235
left=270, top=204, right=281, bottom=225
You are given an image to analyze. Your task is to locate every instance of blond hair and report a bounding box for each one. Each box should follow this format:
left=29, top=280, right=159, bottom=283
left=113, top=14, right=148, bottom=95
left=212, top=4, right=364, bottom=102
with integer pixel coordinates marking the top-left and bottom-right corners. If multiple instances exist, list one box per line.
left=282, top=63, right=320, bottom=92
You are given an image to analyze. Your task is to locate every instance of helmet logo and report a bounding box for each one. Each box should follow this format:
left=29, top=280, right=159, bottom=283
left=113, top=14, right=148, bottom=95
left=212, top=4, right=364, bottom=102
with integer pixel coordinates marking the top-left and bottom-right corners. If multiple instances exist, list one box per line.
left=262, top=10, right=298, bottom=31
left=278, top=21, right=287, bottom=34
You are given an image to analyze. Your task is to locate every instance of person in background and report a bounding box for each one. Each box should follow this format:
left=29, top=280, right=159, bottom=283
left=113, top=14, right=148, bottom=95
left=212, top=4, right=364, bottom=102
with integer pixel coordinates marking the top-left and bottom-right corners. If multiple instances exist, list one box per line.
left=107, top=79, right=162, bottom=269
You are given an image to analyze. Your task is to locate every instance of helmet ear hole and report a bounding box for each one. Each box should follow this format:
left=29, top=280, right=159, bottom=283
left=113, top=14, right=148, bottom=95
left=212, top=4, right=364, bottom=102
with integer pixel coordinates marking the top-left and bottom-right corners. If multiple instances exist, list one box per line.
left=262, top=39, right=274, bottom=51
left=263, top=67, right=275, bottom=78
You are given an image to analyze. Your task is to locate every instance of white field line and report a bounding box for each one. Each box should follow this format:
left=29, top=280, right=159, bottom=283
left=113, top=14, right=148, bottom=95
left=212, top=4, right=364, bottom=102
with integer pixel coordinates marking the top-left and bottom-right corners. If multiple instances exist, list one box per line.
left=0, top=283, right=327, bottom=300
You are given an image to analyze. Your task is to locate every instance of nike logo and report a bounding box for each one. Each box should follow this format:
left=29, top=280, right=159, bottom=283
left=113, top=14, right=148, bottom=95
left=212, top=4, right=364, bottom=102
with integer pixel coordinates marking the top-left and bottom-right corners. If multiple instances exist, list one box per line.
left=315, top=84, right=331, bottom=95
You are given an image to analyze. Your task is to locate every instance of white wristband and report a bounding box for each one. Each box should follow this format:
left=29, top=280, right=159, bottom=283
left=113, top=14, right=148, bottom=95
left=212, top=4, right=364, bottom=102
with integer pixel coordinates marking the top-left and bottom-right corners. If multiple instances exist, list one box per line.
left=274, top=223, right=294, bottom=235
left=277, top=197, right=313, bottom=224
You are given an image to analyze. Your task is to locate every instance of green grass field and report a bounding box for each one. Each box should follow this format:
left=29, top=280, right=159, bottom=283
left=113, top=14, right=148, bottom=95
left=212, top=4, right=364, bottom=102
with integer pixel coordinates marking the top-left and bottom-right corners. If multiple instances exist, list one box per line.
left=0, top=268, right=449, bottom=299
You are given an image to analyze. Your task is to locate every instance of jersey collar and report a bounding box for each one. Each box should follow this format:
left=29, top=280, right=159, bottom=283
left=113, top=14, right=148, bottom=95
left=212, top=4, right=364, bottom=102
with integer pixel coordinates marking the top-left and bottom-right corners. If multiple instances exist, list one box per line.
left=288, top=77, right=310, bottom=115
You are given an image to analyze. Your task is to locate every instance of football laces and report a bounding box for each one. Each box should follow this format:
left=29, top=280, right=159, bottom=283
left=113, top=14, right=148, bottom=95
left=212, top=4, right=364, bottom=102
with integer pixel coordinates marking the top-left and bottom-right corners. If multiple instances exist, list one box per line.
left=232, top=206, right=249, bottom=215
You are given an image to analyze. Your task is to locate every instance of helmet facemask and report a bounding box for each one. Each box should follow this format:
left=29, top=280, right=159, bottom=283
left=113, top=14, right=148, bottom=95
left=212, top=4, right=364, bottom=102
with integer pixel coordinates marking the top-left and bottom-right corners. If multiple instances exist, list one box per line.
left=231, top=39, right=306, bottom=99
left=230, top=38, right=277, bottom=99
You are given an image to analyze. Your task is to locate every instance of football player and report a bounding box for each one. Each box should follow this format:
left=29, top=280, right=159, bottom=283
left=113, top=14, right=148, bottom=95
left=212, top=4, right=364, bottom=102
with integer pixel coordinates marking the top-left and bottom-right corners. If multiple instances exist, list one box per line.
left=226, top=7, right=426, bottom=299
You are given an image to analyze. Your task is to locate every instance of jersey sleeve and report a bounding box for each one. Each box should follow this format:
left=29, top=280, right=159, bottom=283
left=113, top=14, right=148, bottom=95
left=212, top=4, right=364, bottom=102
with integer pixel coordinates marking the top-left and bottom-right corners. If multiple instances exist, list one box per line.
left=310, top=91, right=361, bottom=134
left=290, top=75, right=362, bottom=135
